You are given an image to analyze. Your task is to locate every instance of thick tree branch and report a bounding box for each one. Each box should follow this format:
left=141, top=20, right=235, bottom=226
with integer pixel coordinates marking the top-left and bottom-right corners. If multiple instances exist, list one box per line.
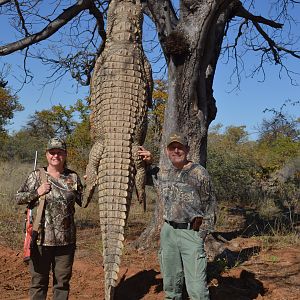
left=142, top=0, right=178, bottom=38
left=235, top=4, right=283, bottom=29
left=86, top=0, right=107, bottom=76
left=88, top=0, right=106, bottom=41
left=236, top=4, right=300, bottom=63
left=253, top=21, right=300, bottom=60
left=13, top=0, right=29, bottom=36
left=0, top=0, right=95, bottom=56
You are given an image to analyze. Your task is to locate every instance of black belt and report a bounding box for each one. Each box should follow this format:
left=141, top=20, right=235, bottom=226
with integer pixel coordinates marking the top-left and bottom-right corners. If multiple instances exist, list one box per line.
left=165, top=220, right=192, bottom=230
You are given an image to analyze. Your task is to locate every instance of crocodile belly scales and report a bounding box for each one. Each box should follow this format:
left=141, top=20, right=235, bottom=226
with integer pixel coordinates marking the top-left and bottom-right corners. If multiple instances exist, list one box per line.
left=84, top=1, right=153, bottom=299
left=92, top=48, right=148, bottom=288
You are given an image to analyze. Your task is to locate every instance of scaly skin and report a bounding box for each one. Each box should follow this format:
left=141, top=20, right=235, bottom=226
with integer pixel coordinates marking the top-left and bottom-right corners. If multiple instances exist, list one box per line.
left=84, top=1, right=153, bottom=299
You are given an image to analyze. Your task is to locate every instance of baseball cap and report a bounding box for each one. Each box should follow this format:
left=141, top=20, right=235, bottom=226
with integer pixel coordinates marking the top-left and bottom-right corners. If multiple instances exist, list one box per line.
left=46, top=137, right=67, bottom=151
left=166, top=131, right=188, bottom=147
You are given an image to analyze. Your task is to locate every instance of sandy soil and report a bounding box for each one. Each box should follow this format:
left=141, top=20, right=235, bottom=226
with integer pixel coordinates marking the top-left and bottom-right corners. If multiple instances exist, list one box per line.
left=1, top=232, right=300, bottom=300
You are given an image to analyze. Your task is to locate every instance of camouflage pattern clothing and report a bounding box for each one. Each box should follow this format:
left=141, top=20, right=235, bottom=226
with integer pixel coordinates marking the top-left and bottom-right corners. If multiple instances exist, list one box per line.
left=156, top=162, right=216, bottom=299
left=16, top=167, right=83, bottom=246
left=158, top=162, right=216, bottom=236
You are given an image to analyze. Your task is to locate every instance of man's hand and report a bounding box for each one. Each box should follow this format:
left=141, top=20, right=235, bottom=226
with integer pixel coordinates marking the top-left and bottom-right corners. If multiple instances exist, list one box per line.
left=192, top=217, right=203, bottom=231
left=138, top=146, right=153, bottom=164
left=37, top=182, right=51, bottom=197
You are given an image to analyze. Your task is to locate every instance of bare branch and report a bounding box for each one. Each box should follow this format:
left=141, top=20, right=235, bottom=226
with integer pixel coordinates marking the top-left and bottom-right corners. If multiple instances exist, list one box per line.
left=0, top=0, right=94, bottom=56
left=253, top=22, right=281, bottom=63
left=28, top=49, right=97, bottom=86
left=13, top=0, right=29, bottom=36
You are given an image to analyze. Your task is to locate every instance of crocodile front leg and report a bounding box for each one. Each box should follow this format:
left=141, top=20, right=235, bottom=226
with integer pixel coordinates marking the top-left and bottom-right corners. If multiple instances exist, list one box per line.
left=132, top=144, right=146, bottom=211
left=84, top=139, right=104, bottom=207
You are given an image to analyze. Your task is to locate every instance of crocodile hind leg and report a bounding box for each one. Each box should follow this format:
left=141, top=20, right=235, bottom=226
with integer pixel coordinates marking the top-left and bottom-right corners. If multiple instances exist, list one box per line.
left=84, top=139, right=104, bottom=207
left=132, top=144, right=146, bottom=211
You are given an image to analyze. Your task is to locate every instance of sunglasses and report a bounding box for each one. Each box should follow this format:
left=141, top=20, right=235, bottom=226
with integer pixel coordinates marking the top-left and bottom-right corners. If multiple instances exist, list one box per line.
left=48, top=149, right=66, bottom=156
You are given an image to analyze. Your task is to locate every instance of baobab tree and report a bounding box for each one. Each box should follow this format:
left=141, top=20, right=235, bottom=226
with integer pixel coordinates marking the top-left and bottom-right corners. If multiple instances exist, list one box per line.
left=1, top=0, right=300, bottom=248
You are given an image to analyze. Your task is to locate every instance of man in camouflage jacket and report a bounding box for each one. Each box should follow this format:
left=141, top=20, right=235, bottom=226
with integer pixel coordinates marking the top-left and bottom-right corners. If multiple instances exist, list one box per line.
left=16, top=138, right=83, bottom=300
left=138, top=132, right=217, bottom=300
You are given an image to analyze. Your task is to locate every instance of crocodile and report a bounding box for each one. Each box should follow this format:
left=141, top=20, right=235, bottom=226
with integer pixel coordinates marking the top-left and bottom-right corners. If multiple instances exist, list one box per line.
left=84, top=0, right=153, bottom=299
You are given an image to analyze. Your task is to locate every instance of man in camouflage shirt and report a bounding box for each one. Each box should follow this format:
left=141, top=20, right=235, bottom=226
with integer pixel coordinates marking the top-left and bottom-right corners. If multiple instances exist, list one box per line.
left=16, top=137, right=83, bottom=300
left=139, top=132, right=216, bottom=300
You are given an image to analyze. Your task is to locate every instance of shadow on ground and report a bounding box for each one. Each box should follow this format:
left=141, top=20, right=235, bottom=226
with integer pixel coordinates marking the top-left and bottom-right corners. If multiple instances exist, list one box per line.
left=115, top=269, right=162, bottom=300
left=210, top=269, right=267, bottom=300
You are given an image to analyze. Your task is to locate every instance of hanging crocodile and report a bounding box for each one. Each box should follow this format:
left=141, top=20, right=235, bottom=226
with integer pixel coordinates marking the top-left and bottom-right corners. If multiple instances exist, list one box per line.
left=84, top=0, right=153, bottom=299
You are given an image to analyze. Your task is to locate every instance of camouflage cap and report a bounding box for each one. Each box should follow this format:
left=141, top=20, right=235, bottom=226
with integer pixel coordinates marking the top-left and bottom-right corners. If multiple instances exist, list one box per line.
left=166, top=131, right=188, bottom=147
left=46, top=137, right=67, bottom=151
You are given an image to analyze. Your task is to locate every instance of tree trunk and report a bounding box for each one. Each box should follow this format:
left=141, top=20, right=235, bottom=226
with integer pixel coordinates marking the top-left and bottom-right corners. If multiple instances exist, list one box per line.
left=135, top=0, right=237, bottom=252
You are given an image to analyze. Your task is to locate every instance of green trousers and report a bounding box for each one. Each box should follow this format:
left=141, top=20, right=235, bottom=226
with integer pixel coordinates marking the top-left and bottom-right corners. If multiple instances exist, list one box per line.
left=29, top=244, right=75, bottom=300
left=159, top=222, right=209, bottom=300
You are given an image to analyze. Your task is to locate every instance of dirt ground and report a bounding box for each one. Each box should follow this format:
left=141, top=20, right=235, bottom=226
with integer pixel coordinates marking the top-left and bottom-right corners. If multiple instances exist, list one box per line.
left=1, top=228, right=300, bottom=300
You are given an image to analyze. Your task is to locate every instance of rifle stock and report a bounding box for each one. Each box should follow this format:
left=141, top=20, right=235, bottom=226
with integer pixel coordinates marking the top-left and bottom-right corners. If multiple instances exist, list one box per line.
left=23, top=209, right=33, bottom=262
left=23, top=151, right=38, bottom=263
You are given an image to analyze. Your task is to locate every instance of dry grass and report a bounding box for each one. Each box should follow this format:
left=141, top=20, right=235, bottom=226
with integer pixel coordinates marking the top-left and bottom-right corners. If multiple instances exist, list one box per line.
left=0, top=161, right=32, bottom=249
left=259, top=232, right=300, bottom=251
left=257, top=198, right=282, bottom=219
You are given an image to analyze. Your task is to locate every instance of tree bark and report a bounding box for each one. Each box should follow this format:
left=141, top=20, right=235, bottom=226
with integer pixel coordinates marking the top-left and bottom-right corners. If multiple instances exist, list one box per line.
left=135, top=0, right=238, bottom=252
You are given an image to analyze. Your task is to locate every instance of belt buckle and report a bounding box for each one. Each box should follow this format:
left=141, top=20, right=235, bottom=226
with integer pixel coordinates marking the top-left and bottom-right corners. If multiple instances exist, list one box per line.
left=186, top=223, right=191, bottom=230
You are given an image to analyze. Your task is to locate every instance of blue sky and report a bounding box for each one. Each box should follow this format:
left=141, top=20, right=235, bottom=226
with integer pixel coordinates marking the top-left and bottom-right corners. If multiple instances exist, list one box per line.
left=1, top=1, right=300, bottom=140
left=212, top=58, right=300, bottom=139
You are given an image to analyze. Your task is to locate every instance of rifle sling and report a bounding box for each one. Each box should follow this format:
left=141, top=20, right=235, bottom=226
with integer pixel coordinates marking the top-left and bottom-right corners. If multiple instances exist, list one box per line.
left=32, top=167, right=47, bottom=232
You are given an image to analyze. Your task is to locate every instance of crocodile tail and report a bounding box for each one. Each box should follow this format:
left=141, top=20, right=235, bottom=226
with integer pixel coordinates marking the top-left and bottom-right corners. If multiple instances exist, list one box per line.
left=98, top=140, right=135, bottom=299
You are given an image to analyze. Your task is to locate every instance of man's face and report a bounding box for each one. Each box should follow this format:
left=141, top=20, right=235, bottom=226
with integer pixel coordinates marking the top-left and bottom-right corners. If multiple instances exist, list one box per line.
left=166, top=142, right=189, bottom=168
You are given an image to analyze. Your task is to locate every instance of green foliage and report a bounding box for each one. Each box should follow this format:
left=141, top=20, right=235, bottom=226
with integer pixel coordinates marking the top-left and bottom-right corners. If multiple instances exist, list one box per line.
left=23, top=98, right=90, bottom=141
left=71, top=99, right=90, bottom=122
left=150, top=79, right=168, bottom=133
left=1, top=130, right=47, bottom=163
left=208, top=119, right=299, bottom=211
left=207, top=125, right=258, bottom=202
left=145, top=79, right=168, bottom=164
left=0, top=84, right=23, bottom=133
left=255, top=135, right=300, bottom=174
left=67, top=118, right=91, bottom=172
left=258, top=100, right=299, bottom=143
left=207, top=110, right=299, bottom=235
left=66, top=99, right=91, bottom=171
left=255, top=101, right=300, bottom=182
left=1, top=99, right=91, bottom=170
left=26, top=104, right=77, bottom=138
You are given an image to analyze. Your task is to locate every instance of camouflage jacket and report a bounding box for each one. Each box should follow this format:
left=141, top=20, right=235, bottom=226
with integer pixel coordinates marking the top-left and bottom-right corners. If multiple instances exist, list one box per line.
left=153, top=162, right=217, bottom=235
left=16, top=167, right=83, bottom=246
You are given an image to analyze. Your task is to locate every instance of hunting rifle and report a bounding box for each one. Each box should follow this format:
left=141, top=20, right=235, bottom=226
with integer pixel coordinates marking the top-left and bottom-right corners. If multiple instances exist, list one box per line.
left=23, top=151, right=38, bottom=263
